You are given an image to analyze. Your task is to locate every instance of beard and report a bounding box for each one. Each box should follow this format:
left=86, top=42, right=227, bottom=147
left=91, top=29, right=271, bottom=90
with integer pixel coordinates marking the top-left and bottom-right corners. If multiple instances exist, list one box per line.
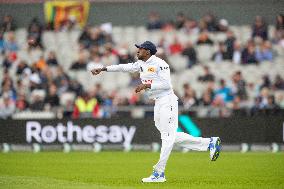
left=137, top=54, right=143, bottom=60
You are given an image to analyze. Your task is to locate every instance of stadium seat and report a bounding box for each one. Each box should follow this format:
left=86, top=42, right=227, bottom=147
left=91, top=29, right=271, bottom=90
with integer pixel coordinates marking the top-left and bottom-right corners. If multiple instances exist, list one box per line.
left=115, top=73, right=131, bottom=88
left=196, top=45, right=214, bottom=63
left=209, top=32, right=227, bottom=43
left=148, top=30, right=164, bottom=44
left=42, top=31, right=57, bottom=50
left=268, top=25, right=275, bottom=40
left=15, top=28, right=27, bottom=49
left=240, top=25, right=251, bottom=44
left=60, top=92, right=76, bottom=106
left=168, top=54, right=188, bottom=72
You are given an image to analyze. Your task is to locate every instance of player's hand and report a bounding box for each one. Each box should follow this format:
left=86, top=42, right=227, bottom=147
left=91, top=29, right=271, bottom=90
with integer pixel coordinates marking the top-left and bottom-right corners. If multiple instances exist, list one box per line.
left=91, top=68, right=102, bottom=75
left=135, top=84, right=151, bottom=93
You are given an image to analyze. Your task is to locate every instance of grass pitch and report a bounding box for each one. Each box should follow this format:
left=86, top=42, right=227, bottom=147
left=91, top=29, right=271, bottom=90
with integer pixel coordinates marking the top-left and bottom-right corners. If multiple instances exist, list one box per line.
left=0, top=152, right=283, bottom=189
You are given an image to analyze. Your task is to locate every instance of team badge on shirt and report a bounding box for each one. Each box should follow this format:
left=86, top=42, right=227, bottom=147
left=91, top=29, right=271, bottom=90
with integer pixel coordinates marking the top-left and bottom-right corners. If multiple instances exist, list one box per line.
left=147, top=67, right=155, bottom=72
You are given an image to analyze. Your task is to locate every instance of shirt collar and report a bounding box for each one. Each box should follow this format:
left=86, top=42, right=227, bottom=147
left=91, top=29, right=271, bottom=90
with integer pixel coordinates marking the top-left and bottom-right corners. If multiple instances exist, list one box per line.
left=145, top=55, right=156, bottom=63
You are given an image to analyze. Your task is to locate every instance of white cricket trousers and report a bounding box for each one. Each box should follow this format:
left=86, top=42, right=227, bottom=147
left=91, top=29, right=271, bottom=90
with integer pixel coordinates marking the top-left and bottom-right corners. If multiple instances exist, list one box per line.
left=153, top=93, right=210, bottom=173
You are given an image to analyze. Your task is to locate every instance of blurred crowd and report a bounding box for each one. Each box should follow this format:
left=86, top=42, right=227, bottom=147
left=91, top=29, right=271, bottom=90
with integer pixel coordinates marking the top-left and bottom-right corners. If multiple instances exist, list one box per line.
left=0, top=13, right=284, bottom=119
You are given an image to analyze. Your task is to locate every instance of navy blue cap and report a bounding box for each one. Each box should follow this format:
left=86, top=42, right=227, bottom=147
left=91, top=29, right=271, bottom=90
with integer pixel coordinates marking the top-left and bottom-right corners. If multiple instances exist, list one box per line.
left=135, top=41, right=157, bottom=55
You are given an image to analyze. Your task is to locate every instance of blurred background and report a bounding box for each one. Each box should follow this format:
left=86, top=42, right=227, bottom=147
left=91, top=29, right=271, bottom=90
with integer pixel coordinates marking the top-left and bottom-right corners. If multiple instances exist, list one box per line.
left=0, top=0, right=283, bottom=152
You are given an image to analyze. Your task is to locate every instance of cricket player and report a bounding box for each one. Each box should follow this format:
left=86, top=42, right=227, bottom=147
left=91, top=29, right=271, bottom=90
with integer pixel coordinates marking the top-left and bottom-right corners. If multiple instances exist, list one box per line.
left=91, top=41, right=221, bottom=183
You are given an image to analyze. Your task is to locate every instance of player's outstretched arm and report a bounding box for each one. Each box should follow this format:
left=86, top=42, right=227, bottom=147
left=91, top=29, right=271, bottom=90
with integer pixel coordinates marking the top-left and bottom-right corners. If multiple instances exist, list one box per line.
left=91, top=67, right=107, bottom=75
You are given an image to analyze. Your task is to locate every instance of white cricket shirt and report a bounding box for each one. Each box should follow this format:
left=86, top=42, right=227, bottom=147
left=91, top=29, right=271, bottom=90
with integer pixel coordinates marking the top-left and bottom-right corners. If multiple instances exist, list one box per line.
left=106, top=55, right=174, bottom=100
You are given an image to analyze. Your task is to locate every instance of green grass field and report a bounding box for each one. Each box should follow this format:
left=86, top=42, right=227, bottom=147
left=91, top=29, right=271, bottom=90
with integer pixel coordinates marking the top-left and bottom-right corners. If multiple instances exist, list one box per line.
left=0, top=152, right=283, bottom=189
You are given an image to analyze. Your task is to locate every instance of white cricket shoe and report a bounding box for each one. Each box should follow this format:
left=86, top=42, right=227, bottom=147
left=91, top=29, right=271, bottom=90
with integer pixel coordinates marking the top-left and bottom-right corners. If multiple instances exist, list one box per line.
left=142, top=170, right=166, bottom=183
left=209, top=137, right=221, bottom=161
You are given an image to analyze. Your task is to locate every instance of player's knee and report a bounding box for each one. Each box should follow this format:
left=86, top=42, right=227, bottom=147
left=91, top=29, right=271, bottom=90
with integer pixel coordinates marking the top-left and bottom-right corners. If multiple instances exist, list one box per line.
left=161, top=131, right=176, bottom=142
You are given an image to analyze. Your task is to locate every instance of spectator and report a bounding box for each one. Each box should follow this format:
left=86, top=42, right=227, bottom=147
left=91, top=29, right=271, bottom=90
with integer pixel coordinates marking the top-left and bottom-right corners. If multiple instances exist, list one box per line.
left=157, top=36, right=167, bottom=49
left=90, top=27, right=108, bottom=46
left=101, top=46, right=119, bottom=66
left=198, top=66, right=215, bottom=82
left=266, top=95, right=279, bottom=110
left=276, top=93, right=284, bottom=109
left=155, top=47, right=170, bottom=65
left=68, top=79, right=84, bottom=96
left=118, top=48, right=135, bottom=64
left=72, top=92, right=100, bottom=119
left=79, top=26, right=92, bottom=48
left=15, top=80, right=28, bottom=98
left=19, top=68, right=32, bottom=93
left=0, top=93, right=15, bottom=119
left=59, top=16, right=79, bottom=32
left=87, top=54, right=103, bottom=71
left=224, top=30, right=236, bottom=59
left=29, top=71, right=43, bottom=91
left=29, top=91, right=45, bottom=111
left=211, top=95, right=229, bottom=117
left=232, top=41, right=242, bottom=64
left=46, top=51, right=58, bottom=66
left=0, top=32, right=4, bottom=53
left=129, top=91, right=147, bottom=105
left=169, top=36, right=183, bottom=55
left=252, top=16, right=268, bottom=40
left=182, top=18, right=199, bottom=34
left=1, top=15, right=16, bottom=32
left=1, top=77, right=17, bottom=101
left=147, top=12, right=163, bottom=30
left=16, top=60, right=29, bottom=75
left=4, top=32, right=18, bottom=52
left=53, top=66, right=69, bottom=95
left=199, top=89, right=213, bottom=106
left=1, top=69, right=12, bottom=85
left=255, top=41, right=273, bottom=62
left=260, top=75, right=271, bottom=90
left=205, top=81, right=215, bottom=99
left=27, top=17, right=43, bottom=49
left=212, top=42, right=231, bottom=63
left=175, top=12, right=187, bottom=29
left=161, top=20, right=175, bottom=32
left=2, top=53, right=16, bottom=69
left=231, top=95, right=241, bottom=109
left=38, top=67, right=51, bottom=92
left=181, top=83, right=198, bottom=109
left=38, top=68, right=50, bottom=92
left=242, top=41, right=258, bottom=64
left=214, top=79, right=233, bottom=103
left=196, top=31, right=213, bottom=45
left=217, top=19, right=229, bottom=32
left=258, top=87, right=270, bottom=108
left=250, top=97, right=262, bottom=115
left=70, top=52, right=88, bottom=70
left=35, top=56, right=47, bottom=71
left=278, top=32, right=284, bottom=48
left=274, top=15, right=284, bottom=44
left=16, top=93, right=29, bottom=111
left=44, top=83, right=60, bottom=108
left=276, top=14, right=284, bottom=31
left=182, top=41, right=197, bottom=67
left=232, top=71, right=247, bottom=100
left=202, top=14, right=217, bottom=32
left=273, top=74, right=284, bottom=90
left=92, top=83, right=105, bottom=104
left=89, top=45, right=101, bottom=57
left=199, top=19, right=208, bottom=32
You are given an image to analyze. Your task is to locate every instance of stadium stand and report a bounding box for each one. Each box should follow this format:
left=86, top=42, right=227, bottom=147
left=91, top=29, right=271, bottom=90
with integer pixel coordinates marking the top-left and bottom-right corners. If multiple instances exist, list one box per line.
left=0, top=13, right=284, bottom=119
